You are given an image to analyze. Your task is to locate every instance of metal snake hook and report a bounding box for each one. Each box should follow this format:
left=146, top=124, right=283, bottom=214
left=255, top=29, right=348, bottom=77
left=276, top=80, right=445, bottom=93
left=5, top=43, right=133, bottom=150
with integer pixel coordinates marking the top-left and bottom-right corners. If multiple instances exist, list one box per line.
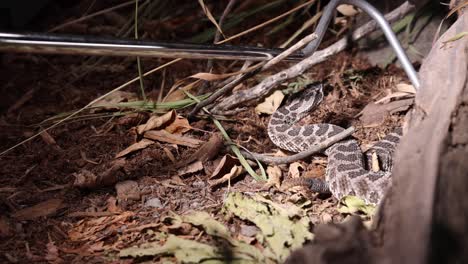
left=0, top=1, right=420, bottom=89
left=302, top=0, right=420, bottom=90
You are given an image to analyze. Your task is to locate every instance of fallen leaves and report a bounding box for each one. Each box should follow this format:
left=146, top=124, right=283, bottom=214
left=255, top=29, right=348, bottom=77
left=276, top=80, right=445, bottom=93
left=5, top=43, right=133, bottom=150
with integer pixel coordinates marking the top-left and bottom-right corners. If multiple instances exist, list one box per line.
left=208, top=155, right=243, bottom=188
left=224, top=192, right=313, bottom=262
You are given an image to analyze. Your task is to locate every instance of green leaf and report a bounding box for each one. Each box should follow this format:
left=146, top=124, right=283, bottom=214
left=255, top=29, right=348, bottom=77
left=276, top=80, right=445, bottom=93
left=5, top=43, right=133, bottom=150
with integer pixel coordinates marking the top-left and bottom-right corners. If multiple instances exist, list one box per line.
left=223, top=192, right=313, bottom=262
left=337, top=196, right=376, bottom=216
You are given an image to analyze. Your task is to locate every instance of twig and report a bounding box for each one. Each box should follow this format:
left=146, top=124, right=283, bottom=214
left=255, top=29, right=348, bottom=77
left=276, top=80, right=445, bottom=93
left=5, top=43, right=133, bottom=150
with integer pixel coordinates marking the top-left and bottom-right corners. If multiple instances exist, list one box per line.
left=189, top=32, right=317, bottom=118
left=206, top=0, right=238, bottom=71
left=212, top=1, right=415, bottom=113
left=240, top=127, right=355, bottom=164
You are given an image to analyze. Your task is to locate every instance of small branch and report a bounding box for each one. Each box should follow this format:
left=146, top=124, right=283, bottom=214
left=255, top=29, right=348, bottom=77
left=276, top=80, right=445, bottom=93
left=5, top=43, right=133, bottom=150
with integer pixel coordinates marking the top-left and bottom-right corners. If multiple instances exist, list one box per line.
left=189, top=33, right=318, bottom=118
left=240, top=127, right=355, bottom=164
left=189, top=61, right=259, bottom=118
left=212, top=1, right=415, bottom=113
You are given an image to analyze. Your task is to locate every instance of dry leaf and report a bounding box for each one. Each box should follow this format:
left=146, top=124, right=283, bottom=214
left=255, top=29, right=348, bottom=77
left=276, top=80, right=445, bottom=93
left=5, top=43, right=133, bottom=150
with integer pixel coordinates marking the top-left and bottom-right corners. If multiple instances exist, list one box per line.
left=13, top=199, right=63, bottom=221
left=198, top=0, right=225, bottom=38
left=136, top=110, right=176, bottom=134
left=358, top=99, right=414, bottom=127
left=288, top=162, right=305, bottom=178
left=115, top=138, right=154, bottom=158
left=337, top=4, right=359, bottom=16
left=176, top=133, right=224, bottom=168
left=144, top=130, right=203, bottom=148
left=165, top=116, right=192, bottom=134
left=266, top=166, right=282, bottom=189
left=396, top=83, right=416, bottom=94
left=177, top=161, right=204, bottom=177
left=209, top=155, right=240, bottom=179
left=255, top=90, right=285, bottom=115
left=208, top=165, right=244, bottom=188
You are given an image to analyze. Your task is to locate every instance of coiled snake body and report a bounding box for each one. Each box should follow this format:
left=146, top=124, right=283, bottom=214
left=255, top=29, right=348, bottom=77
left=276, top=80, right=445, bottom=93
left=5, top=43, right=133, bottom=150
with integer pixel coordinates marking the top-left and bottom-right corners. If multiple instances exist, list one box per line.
left=268, top=84, right=401, bottom=205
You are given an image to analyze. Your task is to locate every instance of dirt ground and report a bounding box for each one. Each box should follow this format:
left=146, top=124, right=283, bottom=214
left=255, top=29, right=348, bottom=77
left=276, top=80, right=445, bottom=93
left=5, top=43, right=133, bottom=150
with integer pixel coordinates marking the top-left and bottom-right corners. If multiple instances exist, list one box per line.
left=0, top=1, right=413, bottom=263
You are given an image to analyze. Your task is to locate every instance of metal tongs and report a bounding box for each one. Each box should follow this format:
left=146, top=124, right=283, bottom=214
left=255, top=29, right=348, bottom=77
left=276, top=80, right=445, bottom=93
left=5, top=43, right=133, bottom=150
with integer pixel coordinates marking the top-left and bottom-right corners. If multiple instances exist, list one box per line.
left=0, top=0, right=420, bottom=89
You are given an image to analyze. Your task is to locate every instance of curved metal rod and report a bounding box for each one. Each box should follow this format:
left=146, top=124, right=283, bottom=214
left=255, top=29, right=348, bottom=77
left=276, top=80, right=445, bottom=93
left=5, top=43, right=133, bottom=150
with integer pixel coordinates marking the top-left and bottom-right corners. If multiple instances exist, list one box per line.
left=302, top=0, right=420, bottom=90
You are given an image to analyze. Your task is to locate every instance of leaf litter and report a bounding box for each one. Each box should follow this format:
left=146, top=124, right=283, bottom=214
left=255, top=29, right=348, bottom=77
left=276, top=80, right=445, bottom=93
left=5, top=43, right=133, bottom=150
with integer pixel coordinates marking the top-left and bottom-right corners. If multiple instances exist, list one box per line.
left=0, top=1, right=416, bottom=263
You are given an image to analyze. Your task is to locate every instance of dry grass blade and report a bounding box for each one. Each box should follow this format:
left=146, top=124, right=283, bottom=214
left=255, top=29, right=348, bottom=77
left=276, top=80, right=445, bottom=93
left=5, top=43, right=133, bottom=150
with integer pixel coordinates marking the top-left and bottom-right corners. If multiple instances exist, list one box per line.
left=280, top=11, right=322, bottom=48
left=198, top=0, right=226, bottom=39
left=446, top=1, right=468, bottom=18
left=48, top=0, right=139, bottom=32
left=216, top=0, right=317, bottom=45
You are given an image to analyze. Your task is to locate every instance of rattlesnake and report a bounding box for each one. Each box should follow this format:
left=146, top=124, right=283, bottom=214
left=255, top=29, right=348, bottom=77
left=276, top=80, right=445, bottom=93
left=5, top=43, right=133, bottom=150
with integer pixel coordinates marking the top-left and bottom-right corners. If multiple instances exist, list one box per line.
left=268, top=83, right=401, bottom=205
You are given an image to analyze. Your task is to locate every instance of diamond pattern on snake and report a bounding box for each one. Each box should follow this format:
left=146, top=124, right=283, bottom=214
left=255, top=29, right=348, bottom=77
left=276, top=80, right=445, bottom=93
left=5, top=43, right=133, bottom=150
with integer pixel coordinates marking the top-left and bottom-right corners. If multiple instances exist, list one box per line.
left=268, top=83, right=402, bottom=205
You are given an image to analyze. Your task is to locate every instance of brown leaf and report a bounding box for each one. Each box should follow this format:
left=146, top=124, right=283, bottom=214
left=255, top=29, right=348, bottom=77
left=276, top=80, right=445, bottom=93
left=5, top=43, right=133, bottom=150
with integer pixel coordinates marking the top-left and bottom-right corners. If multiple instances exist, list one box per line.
left=165, top=116, right=192, bottom=134
left=136, top=110, right=176, bottom=134
left=198, top=0, right=225, bottom=38
left=13, top=199, right=64, bottom=221
left=396, top=83, right=416, bottom=94
left=358, top=99, right=414, bottom=127
left=337, top=4, right=359, bottom=16
left=209, top=154, right=239, bottom=180
left=177, top=133, right=224, bottom=168
left=288, top=162, right=305, bottom=178
left=115, top=138, right=154, bottom=158
left=265, top=165, right=282, bottom=189
left=208, top=165, right=244, bottom=188
left=177, top=161, right=204, bottom=177
left=144, top=130, right=203, bottom=148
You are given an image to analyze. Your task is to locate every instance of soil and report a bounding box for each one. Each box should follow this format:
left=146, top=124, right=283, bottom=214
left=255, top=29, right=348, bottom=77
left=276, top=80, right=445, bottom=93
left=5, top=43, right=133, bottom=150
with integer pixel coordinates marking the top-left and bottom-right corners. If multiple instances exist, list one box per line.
left=0, top=1, right=411, bottom=263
